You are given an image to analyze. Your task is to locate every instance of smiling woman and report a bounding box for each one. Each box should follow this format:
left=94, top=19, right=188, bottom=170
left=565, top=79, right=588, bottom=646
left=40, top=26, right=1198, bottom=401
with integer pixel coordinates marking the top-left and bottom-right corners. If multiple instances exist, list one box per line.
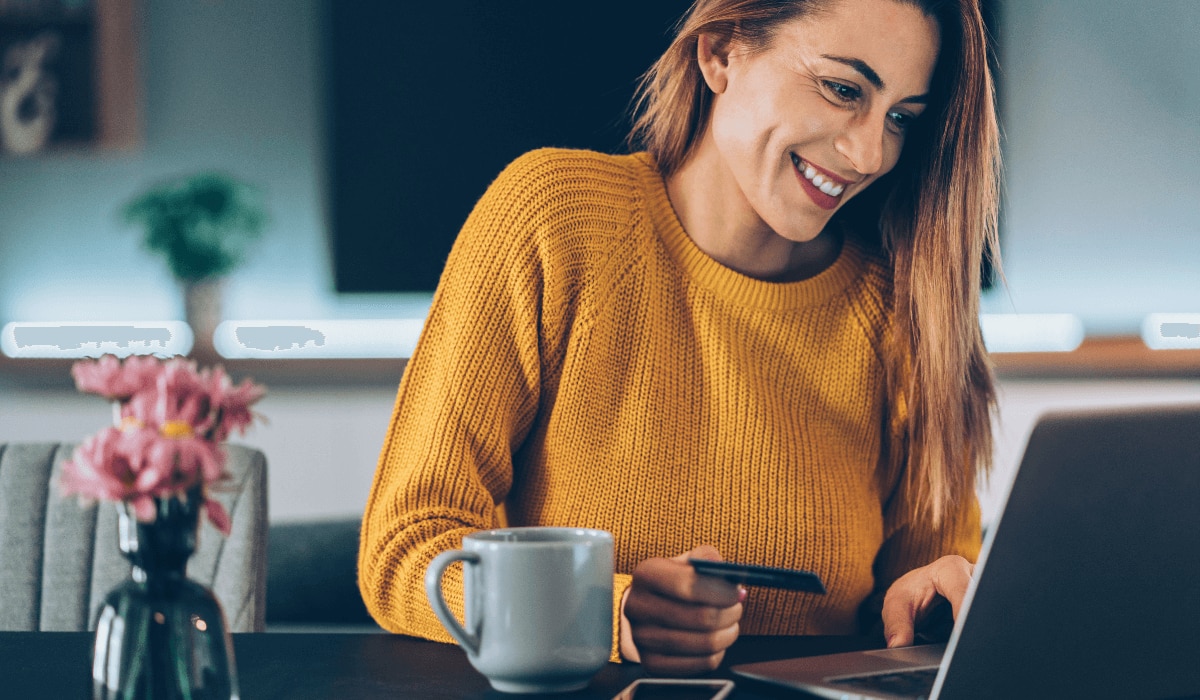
left=357, top=0, right=1002, bottom=679
left=659, top=0, right=942, bottom=279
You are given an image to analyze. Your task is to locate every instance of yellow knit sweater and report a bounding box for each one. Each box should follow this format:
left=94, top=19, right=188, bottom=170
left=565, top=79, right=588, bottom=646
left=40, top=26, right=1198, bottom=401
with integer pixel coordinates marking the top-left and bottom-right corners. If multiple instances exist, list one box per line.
left=358, top=148, right=980, bottom=659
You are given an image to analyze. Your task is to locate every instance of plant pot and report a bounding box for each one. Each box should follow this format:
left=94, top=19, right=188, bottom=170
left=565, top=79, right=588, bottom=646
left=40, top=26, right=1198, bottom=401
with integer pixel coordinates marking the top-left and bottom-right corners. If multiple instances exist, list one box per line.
left=183, top=279, right=223, bottom=363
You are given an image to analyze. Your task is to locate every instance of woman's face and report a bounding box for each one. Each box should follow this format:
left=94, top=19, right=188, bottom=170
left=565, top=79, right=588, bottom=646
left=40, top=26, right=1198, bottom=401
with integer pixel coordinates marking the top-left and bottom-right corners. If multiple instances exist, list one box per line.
left=700, top=0, right=941, bottom=243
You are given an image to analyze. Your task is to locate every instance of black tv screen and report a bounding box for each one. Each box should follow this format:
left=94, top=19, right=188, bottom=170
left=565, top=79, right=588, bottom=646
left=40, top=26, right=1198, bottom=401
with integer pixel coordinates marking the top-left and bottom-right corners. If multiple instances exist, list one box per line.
left=326, top=1, right=687, bottom=293
left=326, top=0, right=999, bottom=293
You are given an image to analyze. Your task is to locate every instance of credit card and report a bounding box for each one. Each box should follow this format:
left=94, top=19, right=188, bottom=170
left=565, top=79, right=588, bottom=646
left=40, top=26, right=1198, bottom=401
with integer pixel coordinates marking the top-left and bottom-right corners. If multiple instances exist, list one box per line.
left=688, top=558, right=826, bottom=594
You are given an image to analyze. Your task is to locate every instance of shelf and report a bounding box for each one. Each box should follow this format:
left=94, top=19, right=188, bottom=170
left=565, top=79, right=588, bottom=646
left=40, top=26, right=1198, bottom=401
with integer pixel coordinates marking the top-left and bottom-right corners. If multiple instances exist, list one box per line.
left=5, top=336, right=1200, bottom=390
left=991, top=336, right=1200, bottom=379
left=0, top=356, right=408, bottom=389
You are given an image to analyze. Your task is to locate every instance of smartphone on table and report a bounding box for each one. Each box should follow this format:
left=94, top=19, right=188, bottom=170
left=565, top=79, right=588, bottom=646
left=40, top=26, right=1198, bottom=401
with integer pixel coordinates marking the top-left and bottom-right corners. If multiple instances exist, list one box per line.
left=611, top=678, right=735, bottom=700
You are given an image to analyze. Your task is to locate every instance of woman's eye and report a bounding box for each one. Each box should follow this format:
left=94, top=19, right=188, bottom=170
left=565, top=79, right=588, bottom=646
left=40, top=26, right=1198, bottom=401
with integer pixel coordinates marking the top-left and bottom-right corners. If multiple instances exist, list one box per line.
left=888, top=111, right=916, bottom=131
left=822, top=80, right=861, bottom=103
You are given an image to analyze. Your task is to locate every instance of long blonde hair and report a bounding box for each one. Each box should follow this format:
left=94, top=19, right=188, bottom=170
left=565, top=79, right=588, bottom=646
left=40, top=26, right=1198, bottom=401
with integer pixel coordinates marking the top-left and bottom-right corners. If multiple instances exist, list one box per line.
left=628, top=0, right=1002, bottom=524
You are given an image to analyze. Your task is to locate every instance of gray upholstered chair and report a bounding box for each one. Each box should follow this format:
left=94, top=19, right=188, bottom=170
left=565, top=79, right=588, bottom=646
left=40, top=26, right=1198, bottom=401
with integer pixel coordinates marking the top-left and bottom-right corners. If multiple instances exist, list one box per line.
left=0, top=442, right=268, bottom=632
left=266, top=518, right=382, bottom=632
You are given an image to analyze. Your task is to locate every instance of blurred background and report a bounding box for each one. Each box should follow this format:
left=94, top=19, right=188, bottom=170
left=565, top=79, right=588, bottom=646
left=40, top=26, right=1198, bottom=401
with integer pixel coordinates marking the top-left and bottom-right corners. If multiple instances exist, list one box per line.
left=1, top=0, right=1198, bottom=528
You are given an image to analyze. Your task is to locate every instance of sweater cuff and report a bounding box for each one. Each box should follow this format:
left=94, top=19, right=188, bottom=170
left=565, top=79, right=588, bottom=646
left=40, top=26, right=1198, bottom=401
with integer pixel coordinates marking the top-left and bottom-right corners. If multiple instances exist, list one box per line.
left=610, top=573, right=634, bottom=663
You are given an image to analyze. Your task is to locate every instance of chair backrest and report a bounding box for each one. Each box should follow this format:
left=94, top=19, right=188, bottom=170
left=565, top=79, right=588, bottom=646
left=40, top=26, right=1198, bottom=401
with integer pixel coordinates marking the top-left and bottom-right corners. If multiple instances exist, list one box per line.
left=266, top=518, right=380, bottom=632
left=0, top=442, right=268, bottom=632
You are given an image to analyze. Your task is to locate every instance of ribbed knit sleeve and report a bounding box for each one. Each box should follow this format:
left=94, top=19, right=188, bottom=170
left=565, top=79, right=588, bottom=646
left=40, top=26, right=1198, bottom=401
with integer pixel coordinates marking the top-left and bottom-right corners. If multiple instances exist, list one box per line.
left=357, top=151, right=554, bottom=642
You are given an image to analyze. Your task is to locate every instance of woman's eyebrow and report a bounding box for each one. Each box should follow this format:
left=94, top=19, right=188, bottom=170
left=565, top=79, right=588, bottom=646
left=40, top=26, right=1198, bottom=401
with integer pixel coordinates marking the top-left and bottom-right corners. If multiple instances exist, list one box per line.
left=821, top=54, right=884, bottom=90
left=820, top=53, right=930, bottom=105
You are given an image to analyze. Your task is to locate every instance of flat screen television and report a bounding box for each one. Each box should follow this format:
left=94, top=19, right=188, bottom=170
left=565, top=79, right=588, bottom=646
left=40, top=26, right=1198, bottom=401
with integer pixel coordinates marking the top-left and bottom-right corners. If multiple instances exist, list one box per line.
left=325, top=1, right=999, bottom=293
left=325, top=1, right=686, bottom=293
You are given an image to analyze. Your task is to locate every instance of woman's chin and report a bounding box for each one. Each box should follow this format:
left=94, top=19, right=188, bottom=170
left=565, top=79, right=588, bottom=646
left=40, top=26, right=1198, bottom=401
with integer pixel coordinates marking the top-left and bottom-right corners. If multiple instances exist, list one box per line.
left=773, top=222, right=834, bottom=245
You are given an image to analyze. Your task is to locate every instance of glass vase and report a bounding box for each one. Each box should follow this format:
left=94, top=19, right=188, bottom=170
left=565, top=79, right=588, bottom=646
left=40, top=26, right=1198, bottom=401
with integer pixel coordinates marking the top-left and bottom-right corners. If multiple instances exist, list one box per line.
left=91, top=489, right=239, bottom=700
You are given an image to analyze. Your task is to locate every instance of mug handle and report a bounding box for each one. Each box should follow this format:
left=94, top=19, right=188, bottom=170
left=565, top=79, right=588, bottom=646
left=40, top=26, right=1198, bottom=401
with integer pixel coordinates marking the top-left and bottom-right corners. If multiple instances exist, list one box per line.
left=425, top=549, right=482, bottom=656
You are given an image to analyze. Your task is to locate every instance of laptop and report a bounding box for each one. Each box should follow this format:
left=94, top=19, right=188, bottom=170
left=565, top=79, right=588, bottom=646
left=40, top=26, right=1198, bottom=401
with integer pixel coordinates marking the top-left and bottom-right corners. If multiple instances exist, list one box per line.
left=732, top=403, right=1200, bottom=700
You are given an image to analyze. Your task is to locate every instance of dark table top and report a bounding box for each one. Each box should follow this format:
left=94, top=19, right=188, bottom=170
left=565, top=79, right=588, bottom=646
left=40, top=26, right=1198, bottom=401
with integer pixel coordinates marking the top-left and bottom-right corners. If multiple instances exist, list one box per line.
left=0, top=630, right=883, bottom=699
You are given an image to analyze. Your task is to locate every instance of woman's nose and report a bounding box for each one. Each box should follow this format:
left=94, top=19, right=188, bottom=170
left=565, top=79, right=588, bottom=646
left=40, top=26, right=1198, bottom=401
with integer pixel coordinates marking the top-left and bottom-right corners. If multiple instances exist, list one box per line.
left=833, top=115, right=887, bottom=177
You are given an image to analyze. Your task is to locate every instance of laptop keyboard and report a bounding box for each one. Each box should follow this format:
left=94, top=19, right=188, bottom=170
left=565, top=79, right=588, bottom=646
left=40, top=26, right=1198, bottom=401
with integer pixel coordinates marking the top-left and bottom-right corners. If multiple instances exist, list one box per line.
left=829, top=666, right=939, bottom=698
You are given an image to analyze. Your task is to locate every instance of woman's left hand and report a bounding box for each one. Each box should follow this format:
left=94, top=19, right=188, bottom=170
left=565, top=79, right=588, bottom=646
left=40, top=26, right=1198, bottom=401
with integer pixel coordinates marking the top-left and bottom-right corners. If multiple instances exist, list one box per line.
left=880, top=555, right=975, bottom=648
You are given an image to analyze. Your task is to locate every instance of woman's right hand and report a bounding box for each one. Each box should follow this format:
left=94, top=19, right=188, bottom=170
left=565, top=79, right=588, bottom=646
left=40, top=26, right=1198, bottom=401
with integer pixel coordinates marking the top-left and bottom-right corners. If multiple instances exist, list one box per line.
left=619, top=544, right=746, bottom=675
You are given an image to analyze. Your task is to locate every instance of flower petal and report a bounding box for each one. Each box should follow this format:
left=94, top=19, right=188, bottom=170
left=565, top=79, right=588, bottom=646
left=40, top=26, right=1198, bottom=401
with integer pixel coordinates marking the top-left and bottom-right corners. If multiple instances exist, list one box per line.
left=131, top=495, right=158, bottom=523
left=204, top=499, right=232, bottom=536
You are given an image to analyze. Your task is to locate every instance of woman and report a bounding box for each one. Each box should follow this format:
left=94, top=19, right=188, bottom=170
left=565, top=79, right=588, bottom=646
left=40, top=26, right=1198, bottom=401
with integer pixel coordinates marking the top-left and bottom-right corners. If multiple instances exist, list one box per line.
left=359, top=0, right=1000, bottom=676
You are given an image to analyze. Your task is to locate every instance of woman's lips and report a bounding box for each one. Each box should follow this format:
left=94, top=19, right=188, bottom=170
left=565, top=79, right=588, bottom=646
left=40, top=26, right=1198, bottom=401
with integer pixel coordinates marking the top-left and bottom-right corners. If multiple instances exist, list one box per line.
left=791, top=153, right=848, bottom=211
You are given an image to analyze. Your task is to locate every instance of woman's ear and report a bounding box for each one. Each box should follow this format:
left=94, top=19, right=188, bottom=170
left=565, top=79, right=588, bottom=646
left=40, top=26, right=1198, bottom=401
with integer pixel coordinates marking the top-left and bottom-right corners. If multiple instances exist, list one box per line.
left=696, top=32, right=734, bottom=95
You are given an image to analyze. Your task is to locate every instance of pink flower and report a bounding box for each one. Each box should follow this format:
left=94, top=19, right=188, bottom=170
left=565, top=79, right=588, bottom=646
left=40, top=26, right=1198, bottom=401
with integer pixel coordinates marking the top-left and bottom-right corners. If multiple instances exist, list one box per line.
left=61, top=427, right=141, bottom=503
left=204, top=365, right=266, bottom=441
left=123, top=357, right=213, bottom=433
left=140, top=432, right=228, bottom=493
left=63, top=354, right=263, bottom=537
left=204, top=499, right=232, bottom=536
left=71, top=354, right=161, bottom=401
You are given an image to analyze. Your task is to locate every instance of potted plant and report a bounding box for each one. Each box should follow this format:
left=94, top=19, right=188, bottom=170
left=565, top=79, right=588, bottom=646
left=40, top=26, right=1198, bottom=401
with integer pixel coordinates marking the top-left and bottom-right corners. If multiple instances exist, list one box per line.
left=61, top=353, right=266, bottom=699
left=122, top=172, right=267, bottom=361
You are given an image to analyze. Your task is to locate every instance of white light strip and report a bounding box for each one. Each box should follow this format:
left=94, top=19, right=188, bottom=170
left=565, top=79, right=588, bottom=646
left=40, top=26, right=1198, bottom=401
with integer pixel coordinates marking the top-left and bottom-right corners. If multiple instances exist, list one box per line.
left=1142, top=314, right=1200, bottom=350
left=213, top=319, right=425, bottom=359
left=980, top=314, right=1084, bottom=353
left=1, top=322, right=193, bottom=359
left=2, top=314, right=1098, bottom=360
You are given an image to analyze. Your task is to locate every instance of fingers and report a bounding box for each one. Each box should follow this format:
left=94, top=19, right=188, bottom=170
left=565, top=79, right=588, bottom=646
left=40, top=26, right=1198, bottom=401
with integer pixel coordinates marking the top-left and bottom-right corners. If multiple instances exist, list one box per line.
left=931, top=557, right=974, bottom=619
left=880, top=582, right=921, bottom=648
left=673, top=543, right=723, bottom=564
left=634, top=553, right=742, bottom=609
left=881, top=555, right=975, bottom=648
left=624, top=584, right=744, bottom=631
left=638, top=645, right=732, bottom=675
left=626, top=599, right=740, bottom=674
left=622, top=545, right=745, bottom=675
left=633, top=617, right=741, bottom=657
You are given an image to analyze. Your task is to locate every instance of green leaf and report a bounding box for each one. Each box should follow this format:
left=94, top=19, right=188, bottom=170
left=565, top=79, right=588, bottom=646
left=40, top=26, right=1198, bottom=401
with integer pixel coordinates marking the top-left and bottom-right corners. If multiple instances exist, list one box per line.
left=121, top=172, right=269, bottom=282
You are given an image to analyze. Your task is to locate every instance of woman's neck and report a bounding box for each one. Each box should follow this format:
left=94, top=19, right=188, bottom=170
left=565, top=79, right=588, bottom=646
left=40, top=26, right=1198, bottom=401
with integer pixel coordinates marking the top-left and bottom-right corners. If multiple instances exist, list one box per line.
left=663, top=140, right=842, bottom=283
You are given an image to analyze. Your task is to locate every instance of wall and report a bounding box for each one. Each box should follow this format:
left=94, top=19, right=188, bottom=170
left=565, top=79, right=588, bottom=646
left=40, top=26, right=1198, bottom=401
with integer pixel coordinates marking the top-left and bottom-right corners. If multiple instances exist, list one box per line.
left=1, top=1, right=1199, bottom=523
left=978, top=378, right=1200, bottom=526
left=0, top=0, right=430, bottom=325
left=3, top=377, right=1200, bottom=525
left=981, top=0, right=1200, bottom=334
left=1, top=0, right=1197, bottom=334
left=0, top=381, right=397, bottom=523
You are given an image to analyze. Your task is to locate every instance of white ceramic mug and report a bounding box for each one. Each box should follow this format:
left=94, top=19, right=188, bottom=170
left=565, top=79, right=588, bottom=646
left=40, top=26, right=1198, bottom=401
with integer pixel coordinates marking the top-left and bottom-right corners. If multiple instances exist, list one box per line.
left=425, top=527, right=614, bottom=693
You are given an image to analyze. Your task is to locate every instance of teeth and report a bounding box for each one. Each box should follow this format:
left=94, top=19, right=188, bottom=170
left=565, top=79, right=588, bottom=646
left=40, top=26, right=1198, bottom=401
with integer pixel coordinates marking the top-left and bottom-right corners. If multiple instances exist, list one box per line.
left=794, top=157, right=845, bottom=198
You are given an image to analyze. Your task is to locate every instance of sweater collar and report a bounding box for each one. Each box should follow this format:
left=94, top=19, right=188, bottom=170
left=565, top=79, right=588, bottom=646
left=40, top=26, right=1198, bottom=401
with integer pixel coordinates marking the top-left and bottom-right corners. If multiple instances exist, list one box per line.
left=633, top=153, right=866, bottom=312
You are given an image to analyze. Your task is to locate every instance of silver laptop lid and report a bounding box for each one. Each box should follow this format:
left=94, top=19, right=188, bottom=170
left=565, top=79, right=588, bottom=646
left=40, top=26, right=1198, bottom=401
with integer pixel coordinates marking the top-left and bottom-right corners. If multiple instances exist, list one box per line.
left=935, top=403, right=1200, bottom=699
